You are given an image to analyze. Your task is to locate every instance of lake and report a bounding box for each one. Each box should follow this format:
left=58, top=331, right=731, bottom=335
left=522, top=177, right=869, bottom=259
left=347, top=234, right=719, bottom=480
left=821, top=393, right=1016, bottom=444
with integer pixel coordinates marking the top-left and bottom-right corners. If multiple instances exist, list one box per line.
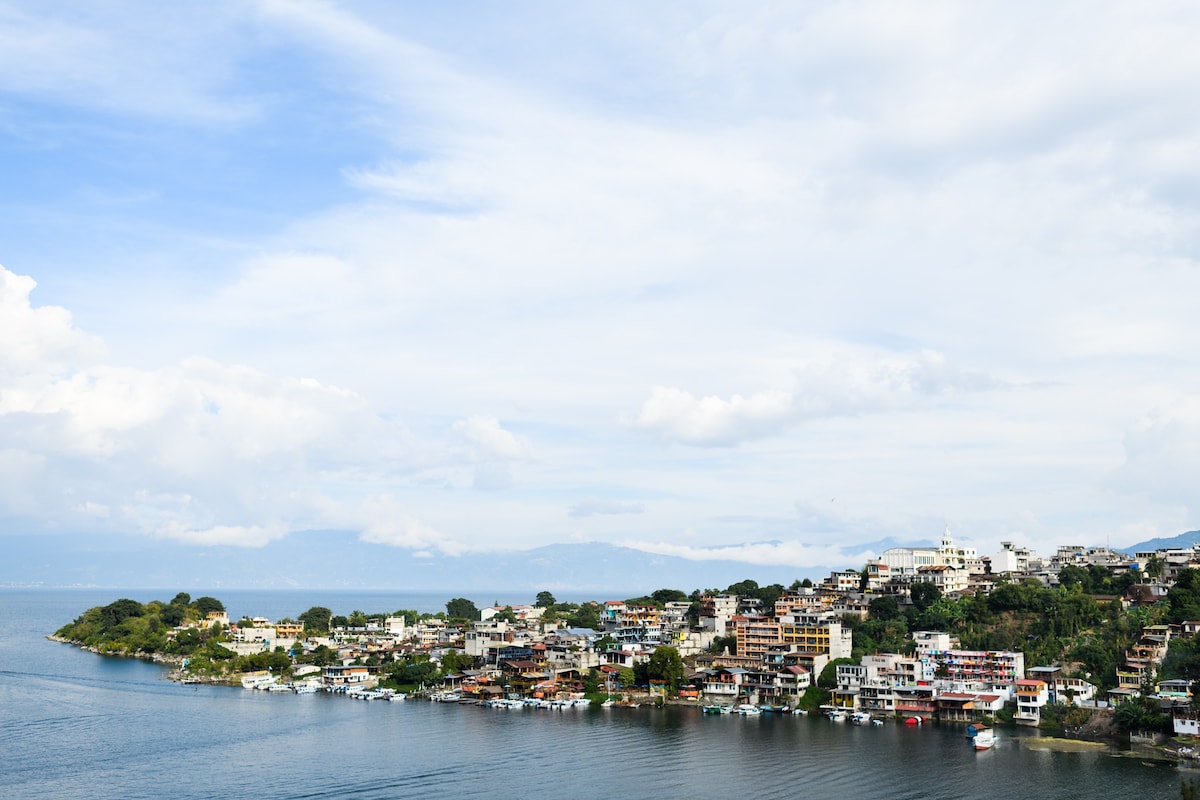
left=0, top=588, right=1186, bottom=799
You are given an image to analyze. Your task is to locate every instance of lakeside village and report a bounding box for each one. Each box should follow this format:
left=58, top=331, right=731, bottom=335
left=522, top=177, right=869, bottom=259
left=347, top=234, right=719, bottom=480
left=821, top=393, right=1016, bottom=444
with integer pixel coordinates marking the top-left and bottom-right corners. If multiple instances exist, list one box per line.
left=54, top=531, right=1200, bottom=760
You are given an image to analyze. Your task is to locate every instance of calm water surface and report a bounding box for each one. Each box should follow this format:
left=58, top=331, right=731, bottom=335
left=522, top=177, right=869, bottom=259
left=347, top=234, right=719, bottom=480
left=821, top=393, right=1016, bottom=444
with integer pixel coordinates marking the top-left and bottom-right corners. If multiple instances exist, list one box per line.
left=0, top=589, right=1187, bottom=799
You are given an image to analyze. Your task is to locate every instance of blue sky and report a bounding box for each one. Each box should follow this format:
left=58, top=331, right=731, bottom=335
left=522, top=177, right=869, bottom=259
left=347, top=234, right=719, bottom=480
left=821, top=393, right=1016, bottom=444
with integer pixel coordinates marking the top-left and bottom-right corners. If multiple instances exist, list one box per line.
left=3, top=1, right=1200, bottom=576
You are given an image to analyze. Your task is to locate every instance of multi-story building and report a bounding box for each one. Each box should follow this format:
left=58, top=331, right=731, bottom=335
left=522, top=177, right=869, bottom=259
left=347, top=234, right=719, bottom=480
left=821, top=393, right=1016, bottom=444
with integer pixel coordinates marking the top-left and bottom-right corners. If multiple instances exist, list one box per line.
left=914, top=564, right=968, bottom=594
left=699, top=594, right=739, bottom=636
left=779, top=613, right=852, bottom=660
left=274, top=622, right=304, bottom=641
left=991, top=541, right=1037, bottom=575
left=920, top=648, right=1024, bottom=693
left=733, top=615, right=781, bottom=661
left=1025, top=666, right=1096, bottom=705
left=1014, top=679, right=1049, bottom=725
left=880, top=529, right=978, bottom=578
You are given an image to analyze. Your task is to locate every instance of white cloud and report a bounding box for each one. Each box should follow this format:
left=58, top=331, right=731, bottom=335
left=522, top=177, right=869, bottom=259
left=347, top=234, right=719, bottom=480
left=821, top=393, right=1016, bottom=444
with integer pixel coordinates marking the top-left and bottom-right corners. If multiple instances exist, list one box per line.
left=452, top=415, right=528, bottom=461
left=632, top=350, right=1002, bottom=446
left=451, top=415, right=529, bottom=490
left=354, top=494, right=469, bottom=556
left=620, top=538, right=875, bottom=570
left=1108, top=398, right=1200, bottom=523
left=0, top=4, right=259, bottom=123
left=0, top=266, right=105, bottom=377
left=4, top=4, right=1200, bottom=570
left=0, top=265, right=463, bottom=549
left=569, top=499, right=646, bottom=519
left=633, top=387, right=794, bottom=447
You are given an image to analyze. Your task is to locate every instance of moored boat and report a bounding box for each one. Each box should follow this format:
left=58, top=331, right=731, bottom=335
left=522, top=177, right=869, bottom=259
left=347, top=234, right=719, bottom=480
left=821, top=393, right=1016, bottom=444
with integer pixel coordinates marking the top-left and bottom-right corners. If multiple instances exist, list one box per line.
left=971, top=725, right=996, bottom=750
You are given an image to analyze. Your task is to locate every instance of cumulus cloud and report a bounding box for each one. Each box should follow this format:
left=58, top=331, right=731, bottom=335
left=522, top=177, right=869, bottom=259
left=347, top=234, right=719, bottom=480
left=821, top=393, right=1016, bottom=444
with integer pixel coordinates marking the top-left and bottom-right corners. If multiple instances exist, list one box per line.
left=0, top=264, right=476, bottom=549
left=1107, top=398, right=1200, bottom=524
left=568, top=498, right=646, bottom=518
left=632, top=350, right=1001, bottom=446
left=0, top=266, right=105, bottom=378
left=633, top=387, right=793, bottom=447
left=452, top=415, right=528, bottom=460
left=5, top=3, right=1200, bottom=564
left=451, top=415, right=529, bottom=490
left=354, top=494, right=470, bottom=556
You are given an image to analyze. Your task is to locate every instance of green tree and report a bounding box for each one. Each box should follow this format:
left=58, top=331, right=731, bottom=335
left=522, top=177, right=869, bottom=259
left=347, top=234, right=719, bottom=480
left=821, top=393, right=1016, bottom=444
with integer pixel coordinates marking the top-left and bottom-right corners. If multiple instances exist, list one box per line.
left=1057, top=564, right=1091, bottom=591
left=818, top=657, right=854, bottom=689
left=160, top=604, right=185, bottom=627
left=1146, top=555, right=1165, bottom=582
left=868, top=595, right=902, bottom=621
left=392, top=609, right=420, bottom=625
left=646, top=646, right=685, bottom=691
left=494, top=606, right=518, bottom=623
left=299, top=606, right=333, bottom=633
left=1167, top=569, right=1200, bottom=623
left=726, top=579, right=760, bottom=596
left=651, top=588, right=688, bottom=604
left=534, top=591, right=557, bottom=608
left=441, top=648, right=474, bottom=673
left=100, top=599, right=144, bottom=629
left=191, top=596, right=225, bottom=616
left=565, top=602, right=601, bottom=630
left=170, top=592, right=192, bottom=606
left=708, top=635, right=737, bottom=655
left=446, top=598, right=480, bottom=621
left=909, top=583, right=941, bottom=613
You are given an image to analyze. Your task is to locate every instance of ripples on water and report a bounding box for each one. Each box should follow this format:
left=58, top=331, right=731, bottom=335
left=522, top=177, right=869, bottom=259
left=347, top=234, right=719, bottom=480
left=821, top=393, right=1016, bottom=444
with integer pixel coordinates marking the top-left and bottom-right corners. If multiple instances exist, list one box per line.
left=0, top=590, right=1186, bottom=800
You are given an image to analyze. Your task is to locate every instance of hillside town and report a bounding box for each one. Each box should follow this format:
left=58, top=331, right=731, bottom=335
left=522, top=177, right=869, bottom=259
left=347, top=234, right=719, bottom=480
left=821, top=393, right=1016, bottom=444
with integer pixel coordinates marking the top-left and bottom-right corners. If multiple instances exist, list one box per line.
left=56, top=532, right=1200, bottom=745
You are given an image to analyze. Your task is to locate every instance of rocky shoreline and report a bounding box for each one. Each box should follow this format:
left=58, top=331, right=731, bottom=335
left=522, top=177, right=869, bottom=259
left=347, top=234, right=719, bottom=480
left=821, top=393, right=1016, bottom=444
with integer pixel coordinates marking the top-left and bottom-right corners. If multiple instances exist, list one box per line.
left=47, top=634, right=185, bottom=669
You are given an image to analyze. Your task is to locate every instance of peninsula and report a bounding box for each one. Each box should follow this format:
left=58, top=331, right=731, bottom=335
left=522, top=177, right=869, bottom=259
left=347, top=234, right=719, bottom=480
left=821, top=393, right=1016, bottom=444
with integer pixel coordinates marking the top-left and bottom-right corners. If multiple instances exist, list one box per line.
left=52, top=535, right=1200, bottom=764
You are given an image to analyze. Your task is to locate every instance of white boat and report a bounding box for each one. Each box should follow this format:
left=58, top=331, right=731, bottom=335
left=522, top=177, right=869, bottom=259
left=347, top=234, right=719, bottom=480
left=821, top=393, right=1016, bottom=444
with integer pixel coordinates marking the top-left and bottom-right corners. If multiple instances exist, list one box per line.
left=826, top=709, right=846, bottom=721
left=971, top=725, right=996, bottom=750
left=736, top=704, right=762, bottom=715
left=850, top=711, right=872, bottom=725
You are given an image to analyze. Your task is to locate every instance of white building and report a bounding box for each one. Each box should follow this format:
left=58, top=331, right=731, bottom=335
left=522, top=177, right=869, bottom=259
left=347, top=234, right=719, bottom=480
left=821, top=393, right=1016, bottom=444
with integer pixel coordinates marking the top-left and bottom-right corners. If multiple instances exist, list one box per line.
left=880, top=529, right=979, bottom=577
left=992, top=541, right=1036, bottom=574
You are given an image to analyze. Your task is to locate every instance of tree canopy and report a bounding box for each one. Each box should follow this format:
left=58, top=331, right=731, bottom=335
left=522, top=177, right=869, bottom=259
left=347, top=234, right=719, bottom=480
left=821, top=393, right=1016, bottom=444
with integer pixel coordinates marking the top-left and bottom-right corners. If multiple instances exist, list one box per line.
left=298, top=606, right=333, bottom=633
left=645, top=646, right=685, bottom=691
left=191, top=596, right=225, bottom=615
left=446, top=598, right=481, bottom=621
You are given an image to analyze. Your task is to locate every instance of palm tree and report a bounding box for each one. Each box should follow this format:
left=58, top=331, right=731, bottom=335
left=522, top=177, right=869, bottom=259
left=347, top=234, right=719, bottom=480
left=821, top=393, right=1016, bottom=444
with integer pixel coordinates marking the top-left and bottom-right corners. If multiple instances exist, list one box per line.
left=1146, top=555, right=1165, bottom=583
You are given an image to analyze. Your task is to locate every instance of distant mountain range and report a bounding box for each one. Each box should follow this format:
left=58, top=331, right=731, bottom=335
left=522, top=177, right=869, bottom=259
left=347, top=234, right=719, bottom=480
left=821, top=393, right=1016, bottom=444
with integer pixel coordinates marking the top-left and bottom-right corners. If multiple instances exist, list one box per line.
left=9, top=528, right=1199, bottom=595
left=1121, top=530, right=1200, bottom=554
left=1, top=531, right=824, bottom=594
